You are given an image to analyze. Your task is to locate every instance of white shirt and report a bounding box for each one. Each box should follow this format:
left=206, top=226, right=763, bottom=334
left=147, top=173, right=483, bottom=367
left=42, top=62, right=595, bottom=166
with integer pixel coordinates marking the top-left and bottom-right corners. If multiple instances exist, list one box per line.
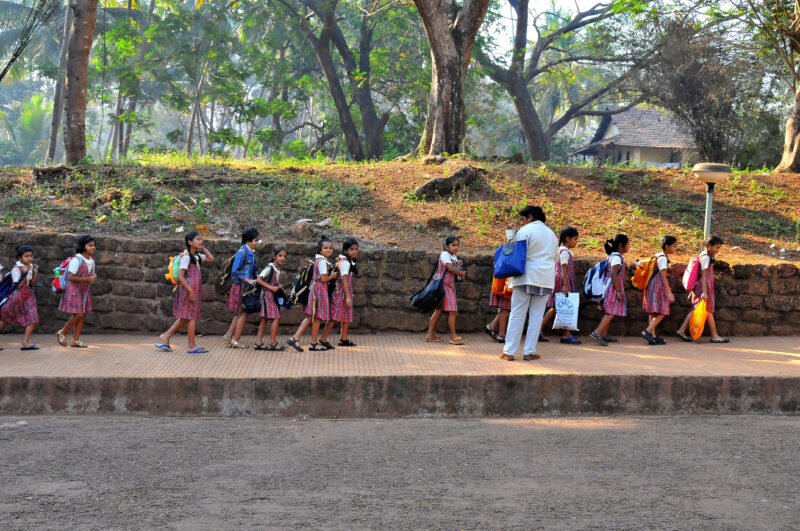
left=439, top=251, right=458, bottom=266
left=338, top=255, right=351, bottom=276
left=699, top=250, right=711, bottom=270
left=558, top=246, right=573, bottom=265
left=11, top=261, right=32, bottom=283
left=68, top=255, right=95, bottom=275
left=608, top=253, right=623, bottom=269
left=259, top=263, right=281, bottom=281
left=179, top=252, right=205, bottom=270
left=507, top=221, right=559, bottom=289
left=655, top=252, right=668, bottom=271
left=315, top=254, right=329, bottom=275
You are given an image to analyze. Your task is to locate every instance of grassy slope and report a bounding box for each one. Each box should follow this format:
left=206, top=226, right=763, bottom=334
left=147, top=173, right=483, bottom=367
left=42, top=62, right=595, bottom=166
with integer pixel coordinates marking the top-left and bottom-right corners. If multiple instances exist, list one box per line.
left=2, top=154, right=799, bottom=264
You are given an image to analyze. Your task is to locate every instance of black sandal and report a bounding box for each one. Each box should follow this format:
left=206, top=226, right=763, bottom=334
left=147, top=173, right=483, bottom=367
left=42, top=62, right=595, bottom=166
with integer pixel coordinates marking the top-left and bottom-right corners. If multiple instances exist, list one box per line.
left=254, top=343, right=267, bottom=350
left=319, top=340, right=335, bottom=350
left=339, top=339, right=356, bottom=347
left=675, top=331, right=693, bottom=342
left=484, top=325, right=496, bottom=339
left=287, top=337, right=304, bottom=352
left=309, top=343, right=326, bottom=352
left=266, top=342, right=287, bottom=351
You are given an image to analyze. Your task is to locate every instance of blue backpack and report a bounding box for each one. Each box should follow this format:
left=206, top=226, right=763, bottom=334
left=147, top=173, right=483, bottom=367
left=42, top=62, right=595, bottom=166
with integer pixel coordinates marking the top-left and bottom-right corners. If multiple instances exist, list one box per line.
left=0, top=270, right=20, bottom=311
left=583, top=257, right=610, bottom=302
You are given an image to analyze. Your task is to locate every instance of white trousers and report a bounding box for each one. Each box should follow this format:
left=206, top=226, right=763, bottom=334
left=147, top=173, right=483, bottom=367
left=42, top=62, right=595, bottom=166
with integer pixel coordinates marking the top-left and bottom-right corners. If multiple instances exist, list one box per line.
left=502, top=288, right=549, bottom=356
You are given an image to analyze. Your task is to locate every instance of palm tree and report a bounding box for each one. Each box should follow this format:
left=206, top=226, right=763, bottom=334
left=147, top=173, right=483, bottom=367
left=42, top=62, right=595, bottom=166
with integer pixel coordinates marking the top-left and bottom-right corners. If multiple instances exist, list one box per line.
left=0, top=94, right=51, bottom=164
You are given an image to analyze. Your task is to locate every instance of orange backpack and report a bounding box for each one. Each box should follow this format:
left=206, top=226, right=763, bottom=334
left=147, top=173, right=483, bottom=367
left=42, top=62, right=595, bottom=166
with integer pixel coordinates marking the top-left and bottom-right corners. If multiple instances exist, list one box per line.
left=491, top=277, right=513, bottom=299
left=631, top=256, right=657, bottom=290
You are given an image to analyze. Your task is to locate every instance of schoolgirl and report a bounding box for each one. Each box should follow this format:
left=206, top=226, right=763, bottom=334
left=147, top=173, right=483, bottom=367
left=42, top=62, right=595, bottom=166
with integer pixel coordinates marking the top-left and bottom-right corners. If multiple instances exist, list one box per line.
left=590, top=234, right=629, bottom=347
left=485, top=227, right=513, bottom=343
left=56, top=235, right=97, bottom=348
left=425, top=235, right=467, bottom=345
left=676, top=235, right=729, bottom=343
left=320, top=238, right=359, bottom=348
left=0, top=245, right=40, bottom=350
left=287, top=236, right=339, bottom=352
left=254, top=245, right=288, bottom=351
left=641, top=235, right=678, bottom=345
left=156, top=232, right=215, bottom=353
left=540, top=227, right=581, bottom=345
left=223, top=227, right=260, bottom=349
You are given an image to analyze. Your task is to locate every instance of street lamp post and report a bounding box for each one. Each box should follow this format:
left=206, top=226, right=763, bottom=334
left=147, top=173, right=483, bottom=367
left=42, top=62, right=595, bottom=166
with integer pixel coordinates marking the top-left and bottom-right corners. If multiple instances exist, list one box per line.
left=691, top=163, right=731, bottom=244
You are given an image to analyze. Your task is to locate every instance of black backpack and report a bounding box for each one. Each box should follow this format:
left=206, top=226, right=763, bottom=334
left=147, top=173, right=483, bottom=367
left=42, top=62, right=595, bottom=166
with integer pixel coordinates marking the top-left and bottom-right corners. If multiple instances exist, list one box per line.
left=410, top=263, right=444, bottom=312
left=0, top=270, right=20, bottom=312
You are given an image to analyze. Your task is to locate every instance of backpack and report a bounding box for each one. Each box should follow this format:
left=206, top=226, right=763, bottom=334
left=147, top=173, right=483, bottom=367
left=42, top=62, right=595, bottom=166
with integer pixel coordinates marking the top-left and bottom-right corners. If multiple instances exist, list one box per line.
left=214, top=251, right=240, bottom=295
left=165, top=253, right=186, bottom=285
left=491, top=276, right=513, bottom=299
left=288, top=259, right=316, bottom=306
left=682, top=256, right=700, bottom=291
left=631, top=256, right=657, bottom=290
left=51, top=257, right=74, bottom=294
left=410, top=263, right=445, bottom=312
left=583, top=257, right=610, bottom=302
left=0, top=270, right=20, bottom=311
left=241, top=283, right=263, bottom=314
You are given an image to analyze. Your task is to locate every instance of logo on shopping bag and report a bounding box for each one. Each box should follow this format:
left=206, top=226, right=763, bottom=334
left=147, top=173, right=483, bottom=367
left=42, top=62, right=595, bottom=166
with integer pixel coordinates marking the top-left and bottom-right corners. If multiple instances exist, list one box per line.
left=555, top=297, right=576, bottom=318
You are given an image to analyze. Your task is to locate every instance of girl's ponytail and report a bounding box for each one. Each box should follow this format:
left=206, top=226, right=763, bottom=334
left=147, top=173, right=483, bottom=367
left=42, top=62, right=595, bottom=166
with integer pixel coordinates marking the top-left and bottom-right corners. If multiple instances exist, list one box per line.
left=604, top=234, right=629, bottom=255
left=559, top=227, right=579, bottom=246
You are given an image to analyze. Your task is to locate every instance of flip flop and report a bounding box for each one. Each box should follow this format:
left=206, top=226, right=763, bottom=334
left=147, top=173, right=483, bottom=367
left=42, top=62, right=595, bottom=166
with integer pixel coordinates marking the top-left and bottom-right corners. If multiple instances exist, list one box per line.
left=155, top=343, right=173, bottom=352
left=71, top=341, right=88, bottom=348
left=560, top=336, right=582, bottom=345
left=675, top=331, right=693, bottom=342
left=187, top=347, right=209, bottom=354
left=56, top=330, right=66, bottom=347
left=425, top=336, right=442, bottom=342
left=449, top=337, right=464, bottom=345
left=21, top=345, right=39, bottom=351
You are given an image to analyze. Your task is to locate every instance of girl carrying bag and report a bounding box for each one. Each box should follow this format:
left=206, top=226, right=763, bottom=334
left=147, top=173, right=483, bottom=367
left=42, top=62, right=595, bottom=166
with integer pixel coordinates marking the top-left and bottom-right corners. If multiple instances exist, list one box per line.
left=410, top=263, right=444, bottom=312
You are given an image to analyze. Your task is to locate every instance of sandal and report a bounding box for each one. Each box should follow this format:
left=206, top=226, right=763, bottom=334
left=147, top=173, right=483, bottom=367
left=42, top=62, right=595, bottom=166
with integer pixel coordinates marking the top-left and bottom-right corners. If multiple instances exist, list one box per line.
left=287, top=337, right=304, bottom=352
left=71, top=341, right=88, bottom=348
left=484, top=325, right=498, bottom=340
left=495, top=335, right=505, bottom=344
left=425, top=336, right=442, bottom=342
left=266, top=342, right=287, bottom=351
left=21, top=345, right=39, bottom=351
left=254, top=343, right=267, bottom=350
left=710, top=337, right=730, bottom=344
left=187, top=347, right=209, bottom=354
left=654, top=337, right=666, bottom=345
left=319, top=340, right=335, bottom=350
left=602, top=335, right=618, bottom=343
left=641, top=330, right=657, bottom=345
left=449, top=337, right=464, bottom=345
left=222, top=335, right=233, bottom=347
left=560, top=336, right=581, bottom=345
left=538, top=333, right=549, bottom=342
left=308, top=343, right=326, bottom=352
left=56, top=330, right=66, bottom=347
left=675, top=331, right=693, bottom=342
left=155, top=343, right=173, bottom=352
left=338, top=339, right=356, bottom=347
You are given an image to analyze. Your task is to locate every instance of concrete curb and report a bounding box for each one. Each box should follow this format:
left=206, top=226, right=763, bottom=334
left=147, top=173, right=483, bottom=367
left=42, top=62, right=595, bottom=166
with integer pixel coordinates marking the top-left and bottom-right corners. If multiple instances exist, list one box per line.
left=2, top=375, right=799, bottom=417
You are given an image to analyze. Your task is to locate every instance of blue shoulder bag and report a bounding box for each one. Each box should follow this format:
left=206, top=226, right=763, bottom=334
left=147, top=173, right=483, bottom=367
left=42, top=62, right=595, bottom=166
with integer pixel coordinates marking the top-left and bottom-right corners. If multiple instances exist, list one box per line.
left=493, top=238, right=527, bottom=278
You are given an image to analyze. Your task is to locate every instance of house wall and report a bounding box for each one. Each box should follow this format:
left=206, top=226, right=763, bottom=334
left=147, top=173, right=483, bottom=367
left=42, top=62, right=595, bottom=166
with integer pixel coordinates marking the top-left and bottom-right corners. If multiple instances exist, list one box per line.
left=594, top=147, right=697, bottom=167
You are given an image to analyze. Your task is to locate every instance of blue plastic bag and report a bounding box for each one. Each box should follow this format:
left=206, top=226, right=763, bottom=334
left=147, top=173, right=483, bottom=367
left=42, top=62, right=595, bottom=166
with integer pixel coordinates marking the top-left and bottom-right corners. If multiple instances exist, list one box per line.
left=493, top=239, right=527, bottom=278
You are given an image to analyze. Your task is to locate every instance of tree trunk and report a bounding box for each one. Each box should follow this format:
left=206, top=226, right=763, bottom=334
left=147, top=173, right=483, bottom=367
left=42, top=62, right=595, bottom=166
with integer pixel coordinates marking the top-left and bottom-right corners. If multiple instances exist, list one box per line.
left=108, top=89, right=123, bottom=160
left=64, top=0, right=99, bottom=164
left=507, top=76, right=549, bottom=161
left=121, top=97, right=136, bottom=157
left=186, top=100, right=198, bottom=155
left=413, top=0, right=489, bottom=156
left=47, top=5, right=73, bottom=163
left=776, top=86, right=800, bottom=172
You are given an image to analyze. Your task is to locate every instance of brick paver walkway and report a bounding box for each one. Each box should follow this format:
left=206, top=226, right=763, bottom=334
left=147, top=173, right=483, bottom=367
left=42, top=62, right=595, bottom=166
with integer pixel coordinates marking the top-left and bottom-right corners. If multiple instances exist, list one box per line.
left=1, top=333, right=799, bottom=379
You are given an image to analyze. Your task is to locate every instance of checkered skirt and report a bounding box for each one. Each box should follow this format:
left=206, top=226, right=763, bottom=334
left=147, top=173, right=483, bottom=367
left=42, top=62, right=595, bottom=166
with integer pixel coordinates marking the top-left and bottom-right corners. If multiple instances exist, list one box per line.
left=0, top=271, right=38, bottom=327
left=260, top=270, right=281, bottom=320
left=643, top=272, right=670, bottom=315
left=602, top=257, right=627, bottom=317
left=690, top=263, right=716, bottom=313
left=304, top=258, right=331, bottom=321
left=437, top=259, right=458, bottom=312
left=58, top=259, right=93, bottom=315
left=173, top=263, right=202, bottom=320
left=547, top=252, right=578, bottom=308
left=227, top=282, right=243, bottom=312
left=330, top=271, right=354, bottom=323
left=489, top=292, right=511, bottom=310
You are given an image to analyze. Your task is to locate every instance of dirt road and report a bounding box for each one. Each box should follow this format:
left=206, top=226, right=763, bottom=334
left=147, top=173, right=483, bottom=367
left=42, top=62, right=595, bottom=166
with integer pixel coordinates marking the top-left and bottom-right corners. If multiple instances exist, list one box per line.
left=0, top=416, right=797, bottom=529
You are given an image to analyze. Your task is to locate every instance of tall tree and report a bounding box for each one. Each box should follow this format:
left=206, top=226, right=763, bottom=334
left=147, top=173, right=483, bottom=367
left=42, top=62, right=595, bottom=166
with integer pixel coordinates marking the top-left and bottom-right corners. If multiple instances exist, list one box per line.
left=64, top=0, right=99, bottom=163
left=412, top=0, right=490, bottom=156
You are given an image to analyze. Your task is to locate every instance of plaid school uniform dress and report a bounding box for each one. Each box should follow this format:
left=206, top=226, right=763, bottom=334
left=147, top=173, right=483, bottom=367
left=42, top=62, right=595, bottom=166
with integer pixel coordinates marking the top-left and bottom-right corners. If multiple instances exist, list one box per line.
left=438, top=257, right=458, bottom=312
left=260, top=266, right=281, bottom=320
left=690, top=257, right=716, bottom=313
left=173, top=257, right=202, bottom=321
left=227, top=247, right=255, bottom=312
left=488, top=291, right=511, bottom=310
left=58, top=257, right=93, bottom=315
left=643, top=254, right=670, bottom=316
left=330, top=259, right=354, bottom=323
left=602, top=254, right=627, bottom=317
left=0, top=265, right=38, bottom=327
left=304, top=258, right=331, bottom=321
left=547, top=248, right=577, bottom=308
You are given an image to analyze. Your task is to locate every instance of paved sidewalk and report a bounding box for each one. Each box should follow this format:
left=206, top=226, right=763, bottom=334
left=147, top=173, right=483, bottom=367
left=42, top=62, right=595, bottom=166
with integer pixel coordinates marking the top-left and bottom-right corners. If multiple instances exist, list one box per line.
left=1, top=333, right=799, bottom=378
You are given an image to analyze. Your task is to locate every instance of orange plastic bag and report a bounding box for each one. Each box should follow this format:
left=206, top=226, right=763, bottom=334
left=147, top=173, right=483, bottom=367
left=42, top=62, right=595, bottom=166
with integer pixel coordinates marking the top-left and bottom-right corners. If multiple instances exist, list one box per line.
left=688, top=300, right=708, bottom=340
left=491, top=277, right=513, bottom=299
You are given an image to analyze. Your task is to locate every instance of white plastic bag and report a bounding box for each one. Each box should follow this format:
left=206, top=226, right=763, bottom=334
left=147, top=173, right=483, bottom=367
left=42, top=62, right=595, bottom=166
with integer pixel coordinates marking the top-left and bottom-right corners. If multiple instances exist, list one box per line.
left=552, top=292, right=580, bottom=330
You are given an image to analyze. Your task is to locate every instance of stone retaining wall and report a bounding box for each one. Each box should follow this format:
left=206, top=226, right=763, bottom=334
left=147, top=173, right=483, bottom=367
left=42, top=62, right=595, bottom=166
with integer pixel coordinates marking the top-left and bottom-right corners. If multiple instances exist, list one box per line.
left=1, top=230, right=798, bottom=337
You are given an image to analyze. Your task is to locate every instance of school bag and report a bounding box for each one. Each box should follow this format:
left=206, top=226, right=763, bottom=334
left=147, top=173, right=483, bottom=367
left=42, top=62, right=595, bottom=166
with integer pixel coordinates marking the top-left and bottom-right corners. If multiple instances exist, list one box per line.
left=165, top=253, right=186, bottom=285
left=0, top=270, right=20, bottom=311
left=491, top=276, right=513, bottom=299
left=241, top=283, right=263, bottom=314
left=631, top=256, right=657, bottom=290
left=214, top=251, right=240, bottom=295
left=288, top=259, right=316, bottom=306
left=51, top=257, right=74, bottom=294
left=410, top=263, right=444, bottom=312
left=682, top=256, right=700, bottom=291
left=583, top=257, right=610, bottom=302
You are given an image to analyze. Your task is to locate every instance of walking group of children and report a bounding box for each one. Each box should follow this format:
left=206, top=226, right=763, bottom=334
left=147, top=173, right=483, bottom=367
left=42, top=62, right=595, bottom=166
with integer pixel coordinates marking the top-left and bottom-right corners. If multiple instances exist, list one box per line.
left=154, top=228, right=359, bottom=353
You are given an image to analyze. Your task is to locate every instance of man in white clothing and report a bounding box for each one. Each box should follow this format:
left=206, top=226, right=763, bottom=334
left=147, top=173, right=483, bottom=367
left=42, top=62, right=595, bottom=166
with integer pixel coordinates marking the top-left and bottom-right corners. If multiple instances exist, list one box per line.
left=500, top=206, right=559, bottom=361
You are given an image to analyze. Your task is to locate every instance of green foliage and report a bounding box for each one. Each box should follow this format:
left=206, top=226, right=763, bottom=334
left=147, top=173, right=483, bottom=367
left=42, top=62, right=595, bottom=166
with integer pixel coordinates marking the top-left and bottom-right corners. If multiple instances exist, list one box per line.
left=0, top=94, right=50, bottom=164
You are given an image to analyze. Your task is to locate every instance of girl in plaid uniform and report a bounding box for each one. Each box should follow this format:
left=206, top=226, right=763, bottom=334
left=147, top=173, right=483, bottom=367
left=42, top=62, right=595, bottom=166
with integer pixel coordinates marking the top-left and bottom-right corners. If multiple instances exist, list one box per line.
left=56, top=235, right=97, bottom=348
left=539, top=227, right=581, bottom=345
left=425, top=236, right=467, bottom=346
left=287, top=236, right=339, bottom=352
left=321, top=238, right=359, bottom=348
left=590, top=234, right=629, bottom=347
left=156, top=232, right=215, bottom=354
left=677, top=236, right=728, bottom=343
left=223, top=227, right=260, bottom=349
left=254, top=246, right=288, bottom=351
left=641, top=235, right=678, bottom=345
left=0, top=245, right=40, bottom=350
left=485, top=227, right=513, bottom=343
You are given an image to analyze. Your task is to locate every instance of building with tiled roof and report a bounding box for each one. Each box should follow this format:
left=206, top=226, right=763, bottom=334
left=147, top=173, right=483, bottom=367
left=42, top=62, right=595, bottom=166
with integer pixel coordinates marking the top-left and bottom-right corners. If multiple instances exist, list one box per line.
left=574, top=106, right=698, bottom=168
